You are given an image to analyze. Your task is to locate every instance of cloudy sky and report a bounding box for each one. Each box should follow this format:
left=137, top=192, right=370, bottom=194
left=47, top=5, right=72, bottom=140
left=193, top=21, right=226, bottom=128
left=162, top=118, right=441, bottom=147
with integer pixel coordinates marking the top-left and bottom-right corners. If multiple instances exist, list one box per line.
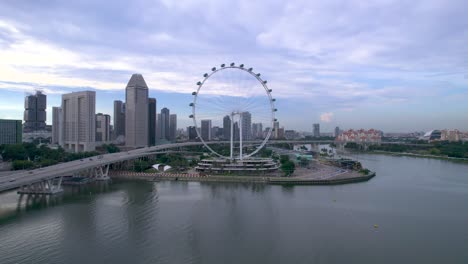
left=0, top=0, right=467, bottom=132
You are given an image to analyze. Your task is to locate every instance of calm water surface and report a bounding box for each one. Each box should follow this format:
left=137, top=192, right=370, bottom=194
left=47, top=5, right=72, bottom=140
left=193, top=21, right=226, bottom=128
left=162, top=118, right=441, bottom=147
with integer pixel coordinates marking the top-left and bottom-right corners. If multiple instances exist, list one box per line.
left=0, top=154, right=468, bottom=264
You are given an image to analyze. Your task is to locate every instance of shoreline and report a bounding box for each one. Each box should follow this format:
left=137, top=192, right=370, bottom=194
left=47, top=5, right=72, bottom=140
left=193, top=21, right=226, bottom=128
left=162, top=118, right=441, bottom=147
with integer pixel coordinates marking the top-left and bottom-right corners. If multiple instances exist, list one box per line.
left=109, top=170, right=376, bottom=186
left=355, top=150, right=468, bottom=162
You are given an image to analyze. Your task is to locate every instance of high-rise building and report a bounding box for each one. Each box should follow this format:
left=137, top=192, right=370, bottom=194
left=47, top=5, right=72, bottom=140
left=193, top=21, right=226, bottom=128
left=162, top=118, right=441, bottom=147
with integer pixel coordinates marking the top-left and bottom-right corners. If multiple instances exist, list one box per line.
left=156, top=113, right=161, bottom=140
left=241, top=111, right=252, bottom=140
left=148, top=98, right=156, bottom=146
left=334, top=126, right=341, bottom=137
left=233, top=122, right=240, bottom=141
left=113, top=100, right=125, bottom=139
left=273, top=121, right=280, bottom=139
left=278, top=127, right=285, bottom=139
left=96, top=113, right=111, bottom=142
left=211, top=126, right=221, bottom=140
left=169, top=114, right=177, bottom=141
left=313, top=123, right=320, bottom=138
left=223, top=115, right=231, bottom=140
left=0, top=119, right=22, bottom=145
left=252, top=123, right=263, bottom=139
left=201, top=120, right=212, bottom=141
left=160, top=108, right=170, bottom=141
left=52, top=107, right=62, bottom=145
left=61, top=91, right=96, bottom=152
left=125, top=74, right=149, bottom=148
left=187, top=126, right=197, bottom=140
left=23, top=91, right=47, bottom=132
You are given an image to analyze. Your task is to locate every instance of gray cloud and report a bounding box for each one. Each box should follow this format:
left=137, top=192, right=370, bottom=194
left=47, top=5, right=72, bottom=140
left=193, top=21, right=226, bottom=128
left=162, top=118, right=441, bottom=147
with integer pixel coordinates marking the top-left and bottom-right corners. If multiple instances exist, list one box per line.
left=0, top=0, right=467, bottom=130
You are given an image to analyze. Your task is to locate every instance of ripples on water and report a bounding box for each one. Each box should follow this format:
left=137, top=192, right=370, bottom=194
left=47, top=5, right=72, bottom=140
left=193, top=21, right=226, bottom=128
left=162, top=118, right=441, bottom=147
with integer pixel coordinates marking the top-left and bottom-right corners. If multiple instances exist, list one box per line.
left=1, top=155, right=468, bottom=264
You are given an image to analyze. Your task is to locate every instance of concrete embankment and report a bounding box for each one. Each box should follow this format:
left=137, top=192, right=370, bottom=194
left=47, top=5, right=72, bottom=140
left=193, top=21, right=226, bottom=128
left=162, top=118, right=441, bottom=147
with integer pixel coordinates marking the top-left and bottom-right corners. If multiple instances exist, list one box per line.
left=110, top=171, right=375, bottom=185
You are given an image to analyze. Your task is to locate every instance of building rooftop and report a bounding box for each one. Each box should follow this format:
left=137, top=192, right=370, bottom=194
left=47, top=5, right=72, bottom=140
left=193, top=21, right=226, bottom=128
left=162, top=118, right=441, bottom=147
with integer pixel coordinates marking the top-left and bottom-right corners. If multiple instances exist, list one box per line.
left=126, top=73, right=148, bottom=88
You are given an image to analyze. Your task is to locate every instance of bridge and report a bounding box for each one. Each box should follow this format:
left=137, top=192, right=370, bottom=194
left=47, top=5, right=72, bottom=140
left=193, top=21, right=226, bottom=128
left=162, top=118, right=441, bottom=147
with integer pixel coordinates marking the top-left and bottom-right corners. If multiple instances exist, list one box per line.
left=0, top=140, right=335, bottom=194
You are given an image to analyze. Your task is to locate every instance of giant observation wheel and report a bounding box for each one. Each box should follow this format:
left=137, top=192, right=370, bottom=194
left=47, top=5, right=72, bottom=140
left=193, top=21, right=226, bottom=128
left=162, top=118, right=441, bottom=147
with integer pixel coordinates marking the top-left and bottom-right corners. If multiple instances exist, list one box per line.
left=190, top=63, right=277, bottom=160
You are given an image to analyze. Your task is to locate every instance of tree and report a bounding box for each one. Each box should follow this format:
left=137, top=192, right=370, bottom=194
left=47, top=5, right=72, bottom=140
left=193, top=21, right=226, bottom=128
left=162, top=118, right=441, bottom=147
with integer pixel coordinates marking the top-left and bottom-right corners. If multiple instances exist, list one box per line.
left=12, top=160, right=34, bottom=170
left=104, top=144, right=120, bottom=153
left=279, top=155, right=290, bottom=164
left=134, top=160, right=150, bottom=172
left=1, top=144, right=27, bottom=161
left=281, top=160, right=295, bottom=176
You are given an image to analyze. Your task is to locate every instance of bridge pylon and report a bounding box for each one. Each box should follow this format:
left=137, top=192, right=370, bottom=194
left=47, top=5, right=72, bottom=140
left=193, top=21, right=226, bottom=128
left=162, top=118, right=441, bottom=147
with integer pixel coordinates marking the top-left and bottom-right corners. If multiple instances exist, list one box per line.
left=91, top=164, right=110, bottom=181
left=17, top=177, right=63, bottom=195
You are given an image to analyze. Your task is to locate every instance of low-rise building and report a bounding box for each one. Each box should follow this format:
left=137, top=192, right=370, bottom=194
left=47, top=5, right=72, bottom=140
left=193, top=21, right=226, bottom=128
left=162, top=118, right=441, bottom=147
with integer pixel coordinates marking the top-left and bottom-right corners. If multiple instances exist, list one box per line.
left=440, top=129, right=462, bottom=142
left=335, top=129, right=382, bottom=144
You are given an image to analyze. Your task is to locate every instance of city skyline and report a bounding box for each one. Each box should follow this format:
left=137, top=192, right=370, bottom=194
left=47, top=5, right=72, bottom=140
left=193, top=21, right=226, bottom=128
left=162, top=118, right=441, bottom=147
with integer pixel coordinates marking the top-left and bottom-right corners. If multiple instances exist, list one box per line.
left=0, top=1, right=467, bottom=132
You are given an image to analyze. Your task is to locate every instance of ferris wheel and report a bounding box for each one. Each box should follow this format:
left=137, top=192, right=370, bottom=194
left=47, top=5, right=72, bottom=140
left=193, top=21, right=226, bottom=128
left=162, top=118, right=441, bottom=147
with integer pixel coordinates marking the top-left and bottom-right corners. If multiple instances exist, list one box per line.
left=190, top=63, right=277, bottom=160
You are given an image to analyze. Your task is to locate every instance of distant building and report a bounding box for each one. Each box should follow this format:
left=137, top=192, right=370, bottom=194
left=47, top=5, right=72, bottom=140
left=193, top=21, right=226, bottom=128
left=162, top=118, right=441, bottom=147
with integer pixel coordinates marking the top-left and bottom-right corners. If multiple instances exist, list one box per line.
left=334, top=126, right=341, bottom=137
left=148, top=98, right=156, bottom=146
left=160, top=108, right=170, bottom=141
left=440, top=129, right=462, bottom=142
left=169, top=114, right=177, bottom=141
left=285, top=130, right=298, bottom=140
left=52, top=107, right=62, bottom=145
left=277, top=127, right=285, bottom=139
left=313, top=123, right=320, bottom=137
left=252, top=123, right=263, bottom=139
left=0, top=119, right=22, bottom=145
left=223, top=115, right=231, bottom=140
left=233, top=121, right=240, bottom=141
left=125, top=74, right=149, bottom=148
left=201, top=120, right=212, bottom=141
left=96, top=113, right=111, bottom=142
left=211, top=126, right=220, bottom=140
left=187, top=126, right=198, bottom=140
left=420, top=130, right=442, bottom=142
left=156, top=113, right=161, bottom=140
left=241, top=111, right=252, bottom=140
left=273, top=121, right=280, bottom=139
left=61, top=91, right=96, bottom=152
left=335, top=129, right=382, bottom=144
left=113, top=100, right=125, bottom=139
left=23, top=91, right=47, bottom=132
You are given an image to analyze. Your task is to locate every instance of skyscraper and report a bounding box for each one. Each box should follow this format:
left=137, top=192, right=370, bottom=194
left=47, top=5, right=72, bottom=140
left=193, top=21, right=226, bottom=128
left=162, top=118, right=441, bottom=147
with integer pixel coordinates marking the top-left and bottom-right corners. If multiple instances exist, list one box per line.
left=201, top=120, right=212, bottom=141
left=160, top=108, right=170, bottom=141
left=148, top=98, right=156, bottom=146
left=187, top=126, right=197, bottom=140
left=113, top=100, right=125, bottom=139
left=156, top=113, right=161, bottom=140
left=52, top=107, right=62, bottom=145
left=273, top=121, right=280, bottom=139
left=169, top=114, right=177, bottom=141
left=313, top=123, right=320, bottom=138
left=241, top=111, right=252, bottom=140
left=233, top=121, right=240, bottom=141
left=61, top=91, right=96, bottom=152
left=252, top=123, right=263, bottom=139
left=95, top=113, right=111, bottom=142
left=23, top=91, right=47, bottom=132
left=125, top=74, right=149, bottom=148
left=223, top=115, right=231, bottom=140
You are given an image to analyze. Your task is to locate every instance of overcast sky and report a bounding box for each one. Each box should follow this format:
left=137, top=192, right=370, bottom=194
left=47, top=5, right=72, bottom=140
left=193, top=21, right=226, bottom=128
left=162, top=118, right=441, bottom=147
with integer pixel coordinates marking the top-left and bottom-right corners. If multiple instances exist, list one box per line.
left=0, top=0, right=467, bottom=132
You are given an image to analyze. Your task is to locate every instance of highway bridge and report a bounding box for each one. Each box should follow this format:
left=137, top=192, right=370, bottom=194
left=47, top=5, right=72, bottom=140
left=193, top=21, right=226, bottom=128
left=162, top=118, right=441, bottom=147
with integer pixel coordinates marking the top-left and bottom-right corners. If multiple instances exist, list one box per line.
left=0, top=140, right=334, bottom=194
